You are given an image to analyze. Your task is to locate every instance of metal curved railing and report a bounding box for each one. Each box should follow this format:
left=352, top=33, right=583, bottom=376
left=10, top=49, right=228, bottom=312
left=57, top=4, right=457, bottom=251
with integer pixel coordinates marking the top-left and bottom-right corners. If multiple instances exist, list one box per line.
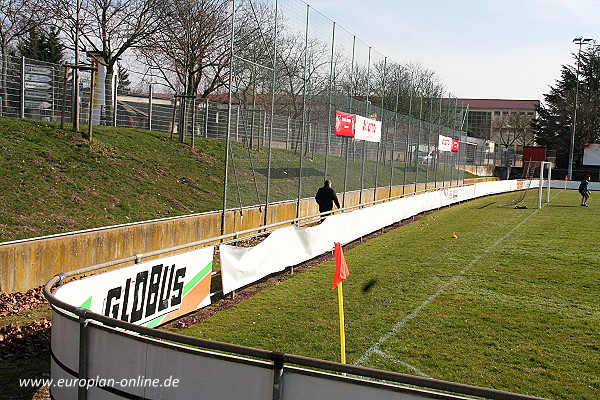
left=43, top=181, right=548, bottom=400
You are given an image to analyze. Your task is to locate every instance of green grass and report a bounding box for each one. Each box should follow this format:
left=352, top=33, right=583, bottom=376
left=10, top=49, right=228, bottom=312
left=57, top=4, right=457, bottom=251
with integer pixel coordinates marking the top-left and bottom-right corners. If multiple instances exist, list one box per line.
left=175, top=189, right=600, bottom=399
left=0, top=118, right=226, bottom=242
left=0, top=353, right=49, bottom=400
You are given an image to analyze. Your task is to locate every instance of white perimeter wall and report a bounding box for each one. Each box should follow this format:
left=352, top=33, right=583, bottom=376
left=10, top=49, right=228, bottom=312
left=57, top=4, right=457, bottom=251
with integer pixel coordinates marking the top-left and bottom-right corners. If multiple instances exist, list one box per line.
left=220, top=180, right=519, bottom=294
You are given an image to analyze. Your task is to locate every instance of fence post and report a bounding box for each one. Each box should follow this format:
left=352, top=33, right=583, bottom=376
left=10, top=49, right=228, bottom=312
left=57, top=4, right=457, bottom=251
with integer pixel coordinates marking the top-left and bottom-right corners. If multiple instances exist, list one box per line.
left=112, top=74, right=117, bottom=127
left=263, top=0, right=279, bottom=228
left=61, top=66, right=68, bottom=129
left=325, top=21, right=336, bottom=178
left=148, top=83, right=153, bottom=131
left=20, top=56, right=25, bottom=118
left=77, top=310, right=89, bottom=400
left=170, top=96, right=177, bottom=140
left=415, top=96, right=423, bottom=193
left=221, top=0, right=236, bottom=235
left=72, top=68, right=80, bottom=131
left=359, top=46, right=372, bottom=205
left=204, top=97, right=209, bottom=138
left=191, top=97, right=196, bottom=148
left=271, top=352, right=285, bottom=400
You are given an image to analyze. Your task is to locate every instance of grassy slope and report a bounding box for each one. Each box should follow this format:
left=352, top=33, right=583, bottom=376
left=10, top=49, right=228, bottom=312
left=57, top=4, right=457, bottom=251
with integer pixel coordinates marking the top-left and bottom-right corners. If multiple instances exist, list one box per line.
left=0, top=117, right=473, bottom=243
left=0, top=118, right=226, bottom=242
left=177, top=189, right=600, bottom=400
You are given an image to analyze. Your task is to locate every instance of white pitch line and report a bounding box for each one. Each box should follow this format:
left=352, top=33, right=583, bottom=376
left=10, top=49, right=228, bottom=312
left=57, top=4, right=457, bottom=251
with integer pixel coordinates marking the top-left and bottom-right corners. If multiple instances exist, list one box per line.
left=374, top=349, right=431, bottom=378
left=356, top=204, right=545, bottom=367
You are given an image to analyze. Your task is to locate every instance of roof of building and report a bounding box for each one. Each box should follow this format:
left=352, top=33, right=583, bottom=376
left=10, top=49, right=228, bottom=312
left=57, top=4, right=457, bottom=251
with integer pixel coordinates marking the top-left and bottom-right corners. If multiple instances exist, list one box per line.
left=460, top=99, right=540, bottom=111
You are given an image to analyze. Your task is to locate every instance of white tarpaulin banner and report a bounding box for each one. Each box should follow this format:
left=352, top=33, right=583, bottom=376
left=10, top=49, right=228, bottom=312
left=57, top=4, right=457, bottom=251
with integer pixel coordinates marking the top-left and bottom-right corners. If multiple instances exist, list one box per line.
left=354, top=115, right=382, bottom=142
left=220, top=180, right=518, bottom=294
left=55, top=247, right=213, bottom=327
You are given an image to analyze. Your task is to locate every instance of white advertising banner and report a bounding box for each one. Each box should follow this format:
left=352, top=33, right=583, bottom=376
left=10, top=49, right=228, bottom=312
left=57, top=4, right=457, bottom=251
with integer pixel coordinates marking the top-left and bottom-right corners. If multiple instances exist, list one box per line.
left=55, top=247, right=213, bottom=327
left=220, top=181, right=518, bottom=294
left=583, top=143, right=600, bottom=166
left=354, top=115, right=382, bottom=142
left=438, top=135, right=453, bottom=152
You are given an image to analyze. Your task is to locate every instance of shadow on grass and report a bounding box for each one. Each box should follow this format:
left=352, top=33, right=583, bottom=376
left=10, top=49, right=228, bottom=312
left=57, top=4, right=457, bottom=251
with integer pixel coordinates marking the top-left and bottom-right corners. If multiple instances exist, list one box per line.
left=0, top=353, right=49, bottom=400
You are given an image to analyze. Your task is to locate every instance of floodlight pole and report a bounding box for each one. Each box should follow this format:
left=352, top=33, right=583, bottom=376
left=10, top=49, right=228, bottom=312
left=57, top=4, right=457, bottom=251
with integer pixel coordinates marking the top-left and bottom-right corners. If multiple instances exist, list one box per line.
left=567, top=37, right=593, bottom=181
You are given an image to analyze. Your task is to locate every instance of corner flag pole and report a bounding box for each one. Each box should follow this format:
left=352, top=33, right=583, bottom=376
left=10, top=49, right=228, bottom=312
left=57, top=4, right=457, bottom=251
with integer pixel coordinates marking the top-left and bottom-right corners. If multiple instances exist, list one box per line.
left=332, top=242, right=350, bottom=365
left=337, top=281, right=346, bottom=365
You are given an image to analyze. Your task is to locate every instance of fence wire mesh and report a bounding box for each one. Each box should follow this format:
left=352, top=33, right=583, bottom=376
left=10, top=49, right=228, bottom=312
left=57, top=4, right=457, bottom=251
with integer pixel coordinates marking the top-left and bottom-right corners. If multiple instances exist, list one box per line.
left=0, top=0, right=507, bottom=219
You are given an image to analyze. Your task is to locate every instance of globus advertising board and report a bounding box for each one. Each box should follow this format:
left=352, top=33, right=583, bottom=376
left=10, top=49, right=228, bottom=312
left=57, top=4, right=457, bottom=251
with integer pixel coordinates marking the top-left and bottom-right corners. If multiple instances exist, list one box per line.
left=54, top=247, right=213, bottom=328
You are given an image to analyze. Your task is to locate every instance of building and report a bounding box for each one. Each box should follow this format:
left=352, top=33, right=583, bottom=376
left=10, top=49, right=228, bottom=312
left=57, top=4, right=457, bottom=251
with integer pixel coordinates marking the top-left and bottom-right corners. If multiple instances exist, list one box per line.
left=461, top=99, right=540, bottom=148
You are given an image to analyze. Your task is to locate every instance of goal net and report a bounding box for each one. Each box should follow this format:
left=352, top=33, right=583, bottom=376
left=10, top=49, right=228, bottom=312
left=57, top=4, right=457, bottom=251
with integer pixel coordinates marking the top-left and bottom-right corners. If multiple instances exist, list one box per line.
left=500, top=161, right=552, bottom=209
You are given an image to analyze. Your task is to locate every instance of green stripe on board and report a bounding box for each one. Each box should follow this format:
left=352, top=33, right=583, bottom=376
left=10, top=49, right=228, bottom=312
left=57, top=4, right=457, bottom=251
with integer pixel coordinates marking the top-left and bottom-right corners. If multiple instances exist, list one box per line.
left=146, top=315, right=164, bottom=329
left=183, top=261, right=212, bottom=295
left=80, top=296, right=92, bottom=310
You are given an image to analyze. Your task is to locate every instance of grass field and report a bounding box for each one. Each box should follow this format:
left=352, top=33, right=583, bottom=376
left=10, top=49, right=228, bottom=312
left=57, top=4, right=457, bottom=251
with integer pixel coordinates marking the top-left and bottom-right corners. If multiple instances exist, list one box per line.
left=176, top=189, right=600, bottom=400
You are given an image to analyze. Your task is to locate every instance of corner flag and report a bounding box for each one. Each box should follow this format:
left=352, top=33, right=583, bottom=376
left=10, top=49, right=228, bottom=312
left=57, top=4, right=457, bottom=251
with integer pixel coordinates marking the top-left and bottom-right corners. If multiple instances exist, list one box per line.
left=332, top=242, right=349, bottom=366
left=332, top=242, right=350, bottom=289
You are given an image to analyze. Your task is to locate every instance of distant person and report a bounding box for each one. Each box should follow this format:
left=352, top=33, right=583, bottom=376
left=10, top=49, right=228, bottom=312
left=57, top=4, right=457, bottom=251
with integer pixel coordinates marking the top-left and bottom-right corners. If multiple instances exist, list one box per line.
left=315, top=179, right=340, bottom=221
left=579, top=176, right=591, bottom=207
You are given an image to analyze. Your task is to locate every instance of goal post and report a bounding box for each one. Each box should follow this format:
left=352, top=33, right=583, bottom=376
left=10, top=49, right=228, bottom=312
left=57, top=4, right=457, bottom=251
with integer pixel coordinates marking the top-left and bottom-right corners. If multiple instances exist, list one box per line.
left=499, top=160, right=553, bottom=209
left=537, top=161, right=552, bottom=209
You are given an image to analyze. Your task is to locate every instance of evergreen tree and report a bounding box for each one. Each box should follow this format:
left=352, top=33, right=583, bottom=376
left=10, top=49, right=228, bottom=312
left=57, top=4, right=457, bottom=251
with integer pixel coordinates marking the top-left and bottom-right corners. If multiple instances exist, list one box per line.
left=18, top=29, right=43, bottom=59
left=18, top=26, right=64, bottom=64
left=117, top=63, right=132, bottom=94
left=533, top=47, right=600, bottom=168
left=44, top=27, right=64, bottom=64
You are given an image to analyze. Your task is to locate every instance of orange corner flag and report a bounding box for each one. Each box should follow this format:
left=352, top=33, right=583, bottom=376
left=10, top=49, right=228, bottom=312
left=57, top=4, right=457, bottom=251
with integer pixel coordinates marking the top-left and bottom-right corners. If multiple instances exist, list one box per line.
left=332, top=242, right=350, bottom=289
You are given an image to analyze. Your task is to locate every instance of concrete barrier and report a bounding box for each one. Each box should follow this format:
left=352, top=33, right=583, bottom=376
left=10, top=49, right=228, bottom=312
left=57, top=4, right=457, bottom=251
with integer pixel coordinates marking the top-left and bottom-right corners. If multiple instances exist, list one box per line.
left=1, top=178, right=496, bottom=293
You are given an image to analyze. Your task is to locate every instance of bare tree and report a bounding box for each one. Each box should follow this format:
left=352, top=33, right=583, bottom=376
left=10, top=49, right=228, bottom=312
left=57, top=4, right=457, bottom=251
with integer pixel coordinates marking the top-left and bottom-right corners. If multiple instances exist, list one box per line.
left=136, top=0, right=231, bottom=140
left=492, top=112, right=536, bottom=148
left=139, top=0, right=230, bottom=97
left=52, top=0, right=164, bottom=125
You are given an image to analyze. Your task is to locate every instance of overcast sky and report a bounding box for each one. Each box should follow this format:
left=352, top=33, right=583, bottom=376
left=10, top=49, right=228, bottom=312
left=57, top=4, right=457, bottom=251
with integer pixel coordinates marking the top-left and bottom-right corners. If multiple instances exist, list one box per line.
left=307, top=0, right=600, bottom=102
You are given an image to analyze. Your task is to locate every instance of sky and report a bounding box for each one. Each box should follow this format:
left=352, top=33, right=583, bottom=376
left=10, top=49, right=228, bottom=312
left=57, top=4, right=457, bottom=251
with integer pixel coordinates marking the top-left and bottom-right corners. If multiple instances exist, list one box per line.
left=306, top=0, right=600, bottom=102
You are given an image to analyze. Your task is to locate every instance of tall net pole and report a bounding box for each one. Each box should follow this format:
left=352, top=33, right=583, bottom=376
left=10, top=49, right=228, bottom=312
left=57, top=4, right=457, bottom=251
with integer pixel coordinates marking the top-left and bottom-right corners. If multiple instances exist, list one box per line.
left=221, top=0, right=236, bottom=236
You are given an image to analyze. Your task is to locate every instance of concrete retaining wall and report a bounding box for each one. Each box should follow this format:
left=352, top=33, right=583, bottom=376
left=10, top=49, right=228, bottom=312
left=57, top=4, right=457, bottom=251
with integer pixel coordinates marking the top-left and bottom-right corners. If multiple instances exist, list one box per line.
left=1, top=178, right=493, bottom=293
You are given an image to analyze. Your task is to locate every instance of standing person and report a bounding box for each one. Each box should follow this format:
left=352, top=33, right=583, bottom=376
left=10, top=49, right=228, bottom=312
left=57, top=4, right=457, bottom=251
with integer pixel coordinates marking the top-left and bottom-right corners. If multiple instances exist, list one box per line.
left=315, top=179, right=341, bottom=220
left=579, top=176, right=591, bottom=207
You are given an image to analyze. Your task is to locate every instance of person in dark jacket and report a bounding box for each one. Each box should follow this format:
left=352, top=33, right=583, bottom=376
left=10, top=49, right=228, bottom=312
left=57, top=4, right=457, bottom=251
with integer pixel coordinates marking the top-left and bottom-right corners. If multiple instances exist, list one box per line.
left=315, top=179, right=340, bottom=220
left=579, top=176, right=591, bottom=207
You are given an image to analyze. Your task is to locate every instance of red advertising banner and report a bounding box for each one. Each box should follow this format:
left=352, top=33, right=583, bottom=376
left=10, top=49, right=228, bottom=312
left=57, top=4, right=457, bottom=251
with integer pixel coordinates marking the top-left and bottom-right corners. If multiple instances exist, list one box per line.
left=451, top=139, right=460, bottom=152
left=335, top=111, right=355, bottom=137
